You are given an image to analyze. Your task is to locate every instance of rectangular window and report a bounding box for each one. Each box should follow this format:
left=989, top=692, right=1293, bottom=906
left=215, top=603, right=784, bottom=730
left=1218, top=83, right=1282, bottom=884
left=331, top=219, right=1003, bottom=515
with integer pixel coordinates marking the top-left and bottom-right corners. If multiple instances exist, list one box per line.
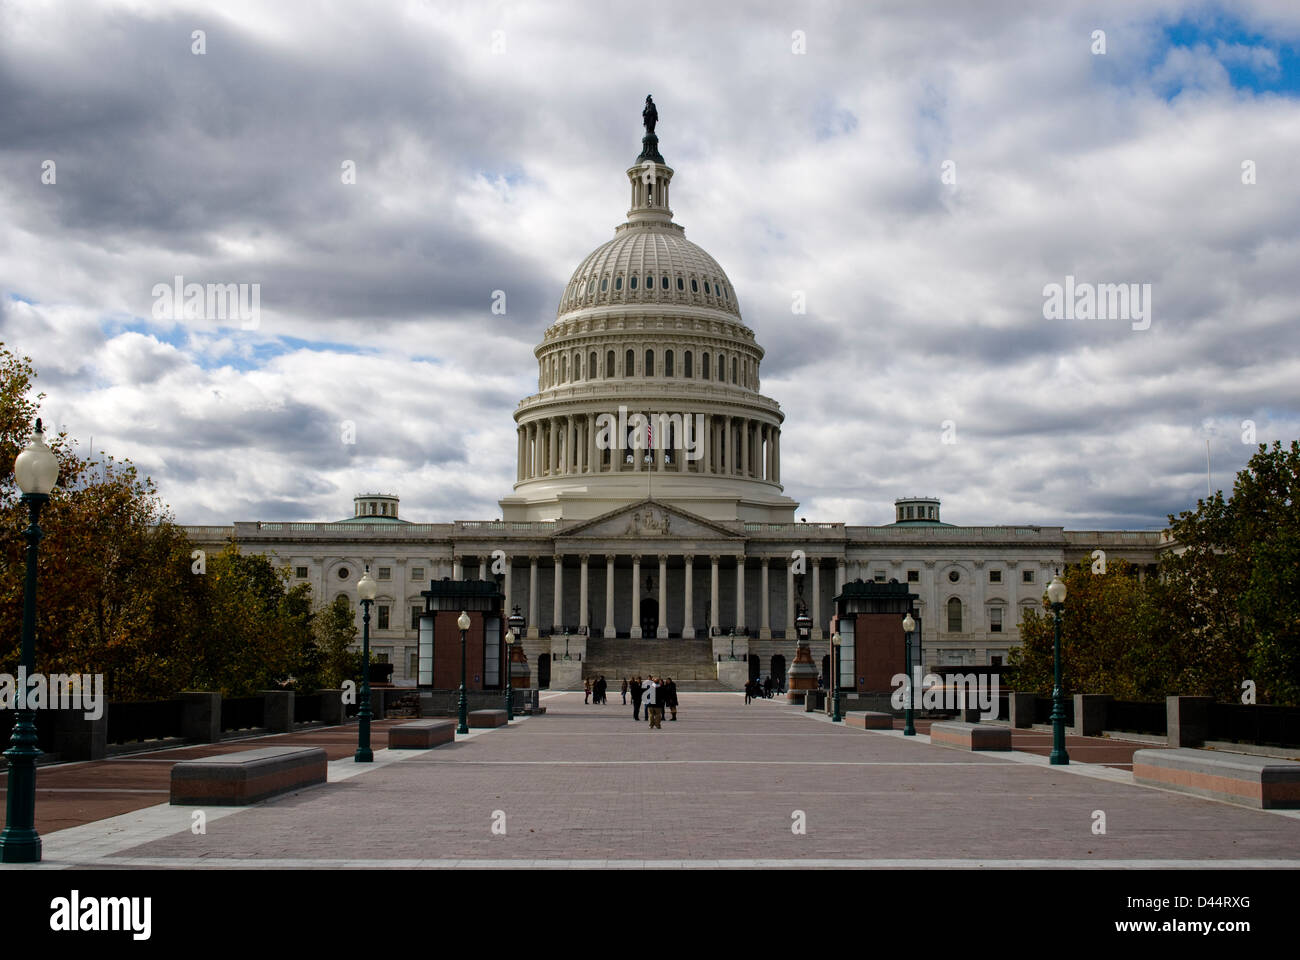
left=989, top=570, right=1002, bottom=583
left=418, top=615, right=433, bottom=686
left=989, top=607, right=1003, bottom=633
left=410, top=606, right=422, bottom=630
left=408, top=651, right=419, bottom=681
left=373, top=652, right=390, bottom=664
left=410, top=566, right=425, bottom=581
left=838, top=620, right=855, bottom=690
left=377, top=566, right=391, bottom=580
left=1022, top=569, right=1035, bottom=584
left=907, top=570, right=919, bottom=583
left=991, top=655, right=1003, bottom=667
left=483, top=616, right=502, bottom=687
left=295, top=566, right=308, bottom=579
left=873, top=571, right=886, bottom=582
left=378, top=605, right=390, bottom=630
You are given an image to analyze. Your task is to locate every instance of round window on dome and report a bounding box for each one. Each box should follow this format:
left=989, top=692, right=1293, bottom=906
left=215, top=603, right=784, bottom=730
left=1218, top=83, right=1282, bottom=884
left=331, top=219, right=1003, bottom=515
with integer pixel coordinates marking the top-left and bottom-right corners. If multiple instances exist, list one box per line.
left=615, top=276, right=623, bottom=291
left=630, top=275, right=638, bottom=290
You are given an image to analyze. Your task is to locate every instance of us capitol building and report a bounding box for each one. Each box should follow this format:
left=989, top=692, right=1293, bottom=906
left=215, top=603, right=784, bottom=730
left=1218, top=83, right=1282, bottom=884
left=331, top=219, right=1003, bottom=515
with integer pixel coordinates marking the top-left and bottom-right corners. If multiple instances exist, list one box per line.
left=186, top=99, right=1164, bottom=688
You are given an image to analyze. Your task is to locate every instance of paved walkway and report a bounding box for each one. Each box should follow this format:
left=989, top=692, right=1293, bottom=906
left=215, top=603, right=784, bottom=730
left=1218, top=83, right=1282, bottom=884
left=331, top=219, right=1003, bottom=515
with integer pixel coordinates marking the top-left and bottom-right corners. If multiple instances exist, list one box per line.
left=5, top=692, right=1300, bottom=869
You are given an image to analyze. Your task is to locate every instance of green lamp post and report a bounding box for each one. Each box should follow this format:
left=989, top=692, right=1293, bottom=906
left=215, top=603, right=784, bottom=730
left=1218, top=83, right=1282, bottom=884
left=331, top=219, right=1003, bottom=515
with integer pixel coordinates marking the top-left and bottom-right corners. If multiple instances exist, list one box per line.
left=0, top=419, right=59, bottom=863
left=1047, top=574, right=1070, bottom=765
left=830, top=633, right=843, bottom=722
left=902, top=612, right=917, bottom=736
left=507, top=605, right=525, bottom=721
left=456, top=610, right=471, bottom=734
left=354, top=567, right=377, bottom=763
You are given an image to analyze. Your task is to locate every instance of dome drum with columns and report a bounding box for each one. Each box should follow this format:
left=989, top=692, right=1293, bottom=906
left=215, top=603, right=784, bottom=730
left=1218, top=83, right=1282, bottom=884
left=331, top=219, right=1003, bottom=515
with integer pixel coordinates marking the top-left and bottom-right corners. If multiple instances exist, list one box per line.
left=500, top=110, right=796, bottom=523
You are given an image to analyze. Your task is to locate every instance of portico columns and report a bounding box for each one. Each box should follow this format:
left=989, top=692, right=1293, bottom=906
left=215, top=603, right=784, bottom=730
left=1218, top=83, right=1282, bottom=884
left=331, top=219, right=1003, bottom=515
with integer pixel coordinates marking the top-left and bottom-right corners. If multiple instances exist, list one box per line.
left=548, top=419, right=557, bottom=476
left=528, top=556, right=539, bottom=638
left=502, top=555, right=512, bottom=620
left=812, top=560, right=823, bottom=640
left=479, top=558, right=487, bottom=580
left=452, top=556, right=462, bottom=580
left=579, top=555, right=589, bottom=633
left=604, top=554, right=616, bottom=638
left=740, top=417, right=749, bottom=478
left=835, top=557, right=846, bottom=592
left=682, top=555, right=695, bottom=639
left=657, top=555, right=668, bottom=639
left=552, top=555, right=563, bottom=634
left=785, top=559, right=795, bottom=638
left=760, top=557, right=771, bottom=639
left=631, top=555, right=642, bottom=639
left=735, top=557, right=745, bottom=632
left=709, top=555, right=720, bottom=636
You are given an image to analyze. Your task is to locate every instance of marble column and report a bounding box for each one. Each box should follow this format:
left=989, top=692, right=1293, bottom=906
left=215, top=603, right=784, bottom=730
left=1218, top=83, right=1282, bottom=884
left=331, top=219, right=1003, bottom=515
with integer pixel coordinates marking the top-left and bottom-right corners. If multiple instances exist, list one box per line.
left=552, top=554, right=564, bottom=633
left=760, top=557, right=771, bottom=639
left=786, top=559, right=795, bottom=638
left=631, top=555, right=642, bottom=638
left=479, top=558, right=487, bottom=580
left=547, top=418, right=557, bottom=476
left=452, top=556, right=462, bottom=580
left=812, top=559, right=823, bottom=640
left=604, top=554, right=616, bottom=638
left=579, top=555, right=589, bottom=633
left=502, top=555, right=512, bottom=622
left=682, top=555, right=695, bottom=639
left=657, top=555, right=668, bottom=638
left=835, top=557, right=846, bottom=592
left=709, top=555, right=720, bottom=636
left=528, top=556, right=539, bottom=638
left=735, top=556, right=746, bottom=632
left=741, top=416, right=749, bottom=478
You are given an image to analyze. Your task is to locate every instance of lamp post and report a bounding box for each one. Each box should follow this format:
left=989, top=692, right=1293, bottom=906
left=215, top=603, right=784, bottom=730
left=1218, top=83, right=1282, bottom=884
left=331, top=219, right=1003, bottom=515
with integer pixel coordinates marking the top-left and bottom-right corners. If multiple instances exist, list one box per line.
left=830, top=633, right=842, bottom=722
left=902, top=613, right=917, bottom=736
left=507, top=605, right=525, bottom=721
left=354, top=567, right=377, bottom=763
left=1047, top=574, right=1069, bottom=765
left=457, top=610, right=471, bottom=734
left=0, top=419, right=59, bottom=863
left=729, top=628, right=736, bottom=661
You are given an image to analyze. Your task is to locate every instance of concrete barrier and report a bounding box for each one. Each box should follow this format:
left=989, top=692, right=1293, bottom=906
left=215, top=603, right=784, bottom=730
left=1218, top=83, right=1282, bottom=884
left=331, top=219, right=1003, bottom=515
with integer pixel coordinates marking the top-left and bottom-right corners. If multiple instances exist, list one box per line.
left=844, top=711, right=894, bottom=730
left=1073, top=694, right=1112, bottom=737
left=1009, top=692, right=1036, bottom=729
left=1132, top=748, right=1300, bottom=809
left=170, top=746, right=328, bottom=805
left=468, top=709, right=508, bottom=729
left=388, top=720, right=456, bottom=749
left=930, top=721, right=1012, bottom=751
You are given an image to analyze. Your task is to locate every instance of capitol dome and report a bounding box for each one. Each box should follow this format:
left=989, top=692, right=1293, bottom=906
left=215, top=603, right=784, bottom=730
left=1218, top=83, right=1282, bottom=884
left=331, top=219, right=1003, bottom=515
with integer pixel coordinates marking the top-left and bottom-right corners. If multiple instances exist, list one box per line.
left=499, top=97, right=797, bottom=524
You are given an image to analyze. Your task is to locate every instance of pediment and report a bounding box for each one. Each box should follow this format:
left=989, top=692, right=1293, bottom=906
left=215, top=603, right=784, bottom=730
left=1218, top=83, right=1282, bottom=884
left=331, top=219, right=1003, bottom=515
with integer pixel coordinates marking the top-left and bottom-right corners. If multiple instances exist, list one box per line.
left=561, top=500, right=742, bottom=541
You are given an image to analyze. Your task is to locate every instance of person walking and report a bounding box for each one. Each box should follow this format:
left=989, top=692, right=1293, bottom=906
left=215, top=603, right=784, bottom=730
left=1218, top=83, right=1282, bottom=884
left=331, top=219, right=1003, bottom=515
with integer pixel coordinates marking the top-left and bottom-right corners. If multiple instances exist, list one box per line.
left=621, top=677, right=628, bottom=705
left=643, top=676, right=661, bottom=729
left=630, top=676, right=643, bottom=720
left=665, top=676, right=678, bottom=721
left=744, top=678, right=753, bottom=704
left=584, top=677, right=592, bottom=704
left=596, top=675, right=607, bottom=704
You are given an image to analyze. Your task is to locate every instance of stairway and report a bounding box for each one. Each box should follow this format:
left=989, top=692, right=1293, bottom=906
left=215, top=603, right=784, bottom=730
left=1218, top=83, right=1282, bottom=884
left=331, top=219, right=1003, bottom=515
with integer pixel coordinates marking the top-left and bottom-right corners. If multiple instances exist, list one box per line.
left=581, top=637, right=733, bottom=690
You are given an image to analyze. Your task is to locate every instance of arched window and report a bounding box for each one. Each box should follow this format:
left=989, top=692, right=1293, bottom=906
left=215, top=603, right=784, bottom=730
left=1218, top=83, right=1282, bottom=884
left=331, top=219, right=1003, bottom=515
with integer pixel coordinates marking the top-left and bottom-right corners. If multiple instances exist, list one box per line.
left=630, top=275, right=638, bottom=290
left=716, top=353, right=724, bottom=380
left=676, top=277, right=684, bottom=291
left=600, top=276, right=608, bottom=292
left=691, top=278, right=698, bottom=293
left=589, top=352, right=597, bottom=379
left=606, top=350, right=615, bottom=378
left=587, top=279, right=595, bottom=295
left=947, top=598, right=963, bottom=632
left=615, top=276, right=623, bottom=291
left=662, top=275, right=669, bottom=290
left=560, top=355, right=567, bottom=381
left=732, top=357, right=738, bottom=383
left=625, top=349, right=635, bottom=377
left=684, top=351, right=693, bottom=378
left=665, top=350, right=674, bottom=377
left=645, top=349, right=655, bottom=376
left=574, top=352, right=582, bottom=379
left=702, top=352, right=710, bottom=380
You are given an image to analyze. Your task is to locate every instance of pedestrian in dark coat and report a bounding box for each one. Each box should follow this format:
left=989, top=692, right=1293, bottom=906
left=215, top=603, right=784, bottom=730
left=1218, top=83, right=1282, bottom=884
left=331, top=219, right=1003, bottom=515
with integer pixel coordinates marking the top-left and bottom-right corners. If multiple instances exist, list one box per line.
left=621, top=678, right=629, bottom=704
left=665, top=677, right=678, bottom=721
left=630, top=676, right=643, bottom=720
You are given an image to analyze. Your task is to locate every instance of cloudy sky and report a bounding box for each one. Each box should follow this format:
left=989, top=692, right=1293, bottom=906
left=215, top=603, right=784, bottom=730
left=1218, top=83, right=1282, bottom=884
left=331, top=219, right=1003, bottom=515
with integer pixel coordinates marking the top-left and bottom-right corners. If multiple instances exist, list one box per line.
left=2, top=0, right=1298, bottom=529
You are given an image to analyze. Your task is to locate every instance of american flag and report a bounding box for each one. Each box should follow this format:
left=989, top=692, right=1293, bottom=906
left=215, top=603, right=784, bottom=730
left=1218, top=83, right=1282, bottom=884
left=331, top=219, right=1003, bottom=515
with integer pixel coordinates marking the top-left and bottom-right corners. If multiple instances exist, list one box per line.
left=646, top=418, right=653, bottom=450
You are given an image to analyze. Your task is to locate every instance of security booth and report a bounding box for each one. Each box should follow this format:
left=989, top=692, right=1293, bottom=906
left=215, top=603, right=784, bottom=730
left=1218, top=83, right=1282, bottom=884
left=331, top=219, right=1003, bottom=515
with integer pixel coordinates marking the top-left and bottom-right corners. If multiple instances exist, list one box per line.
left=417, top=579, right=508, bottom=692
left=831, top=580, right=919, bottom=695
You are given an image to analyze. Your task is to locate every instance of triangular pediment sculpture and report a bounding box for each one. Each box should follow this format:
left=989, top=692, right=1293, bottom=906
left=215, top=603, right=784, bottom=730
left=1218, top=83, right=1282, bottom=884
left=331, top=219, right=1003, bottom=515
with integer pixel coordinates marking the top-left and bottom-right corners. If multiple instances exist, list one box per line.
left=562, top=499, right=741, bottom=541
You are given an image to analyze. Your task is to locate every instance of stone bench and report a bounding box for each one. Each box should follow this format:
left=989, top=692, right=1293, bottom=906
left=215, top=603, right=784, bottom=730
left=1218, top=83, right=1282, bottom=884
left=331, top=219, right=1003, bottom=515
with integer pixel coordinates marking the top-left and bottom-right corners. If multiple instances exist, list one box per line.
left=468, top=709, right=508, bottom=729
left=929, top=721, right=1012, bottom=751
left=388, top=719, right=456, bottom=749
left=1132, top=748, right=1300, bottom=809
left=170, top=746, right=328, bottom=805
left=844, top=711, right=894, bottom=730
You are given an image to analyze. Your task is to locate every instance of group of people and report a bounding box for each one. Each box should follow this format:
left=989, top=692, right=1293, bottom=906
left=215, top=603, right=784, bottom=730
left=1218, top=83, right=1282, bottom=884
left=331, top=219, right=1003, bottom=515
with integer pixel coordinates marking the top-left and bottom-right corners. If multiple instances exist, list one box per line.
left=623, top=676, right=678, bottom=729
left=584, top=676, right=609, bottom=704
left=744, top=674, right=781, bottom=703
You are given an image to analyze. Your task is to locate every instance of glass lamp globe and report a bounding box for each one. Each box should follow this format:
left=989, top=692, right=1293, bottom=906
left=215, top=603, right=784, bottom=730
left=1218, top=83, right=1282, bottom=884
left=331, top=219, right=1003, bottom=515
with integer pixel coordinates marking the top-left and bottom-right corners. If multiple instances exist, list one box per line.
left=14, top=419, right=59, bottom=495
left=457, top=611, right=471, bottom=631
left=902, top=613, right=916, bottom=633
left=357, top=569, right=378, bottom=602
left=1047, top=576, right=1067, bottom=606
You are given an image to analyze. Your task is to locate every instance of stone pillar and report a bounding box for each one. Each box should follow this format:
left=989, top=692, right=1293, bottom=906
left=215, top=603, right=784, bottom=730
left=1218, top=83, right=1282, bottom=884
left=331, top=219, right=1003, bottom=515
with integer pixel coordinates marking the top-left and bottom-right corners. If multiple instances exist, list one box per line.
left=181, top=692, right=221, bottom=743
left=579, top=555, right=589, bottom=633
left=812, top=560, right=823, bottom=640
left=517, top=426, right=525, bottom=481
left=760, top=557, right=771, bottom=639
left=682, top=555, right=695, bottom=639
left=631, top=555, right=642, bottom=638
left=502, top=555, right=512, bottom=618
left=552, top=555, right=564, bottom=634
left=452, top=556, right=462, bottom=580
left=1167, top=696, right=1214, bottom=748
left=548, top=417, right=557, bottom=476
left=479, top=558, right=487, bottom=579
left=604, top=554, right=617, bottom=638
left=1009, top=692, right=1036, bottom=729
left=773, top=429, right=781, bottom=483
left=710, top=555, right=720, bottom=636
left=836, top=557, right=846, bottom=592
left=528, top=556, right=539, bottom=638
left=735, top=556, right=746, bottom=632
left=588, top=412, right=597, bottom=474
left=261, top=690, right=294, bottom=733
left=657, top=555, right=669, bottom=638
left=741, top=416, right=749, bottom=478
left=786, top=559, right=796, bottom=637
